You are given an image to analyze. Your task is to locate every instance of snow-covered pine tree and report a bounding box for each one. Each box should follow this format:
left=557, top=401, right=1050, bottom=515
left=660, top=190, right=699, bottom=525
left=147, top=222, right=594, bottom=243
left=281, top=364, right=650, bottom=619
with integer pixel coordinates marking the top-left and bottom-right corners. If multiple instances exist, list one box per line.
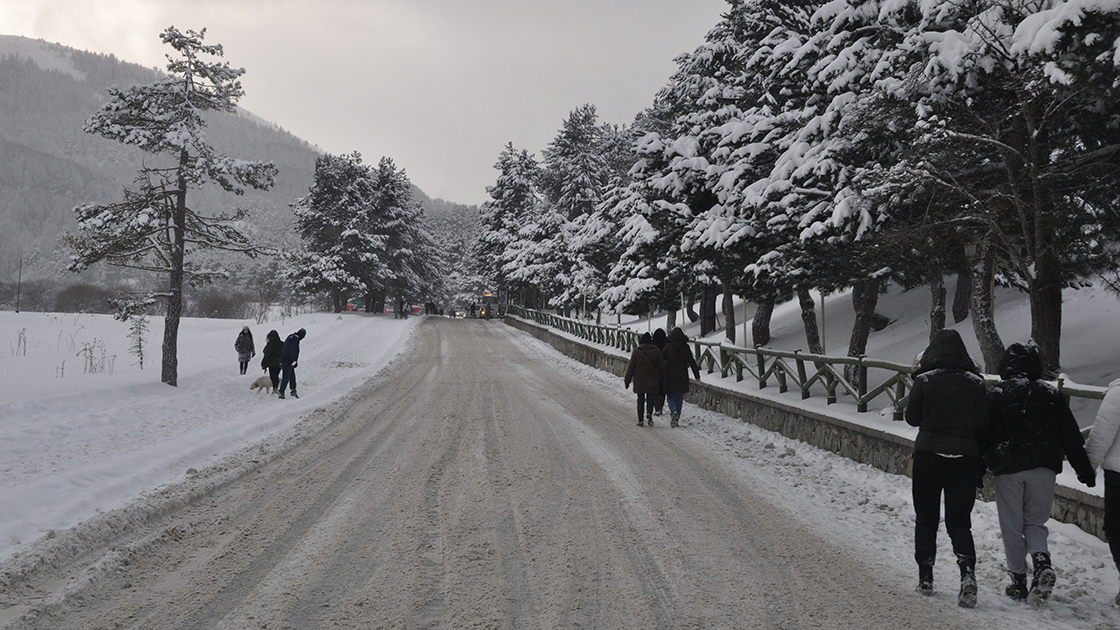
left=539, top=104, right=612, bottom=221
left=478, top=144, right=542, bottom=306
left=863, top=0, right=1120, bottom=375
left=369, top=157, right=444, bottom=313
left=289, top=152, right=386, bottom=313
left=64, top=27, right=277, bottom=386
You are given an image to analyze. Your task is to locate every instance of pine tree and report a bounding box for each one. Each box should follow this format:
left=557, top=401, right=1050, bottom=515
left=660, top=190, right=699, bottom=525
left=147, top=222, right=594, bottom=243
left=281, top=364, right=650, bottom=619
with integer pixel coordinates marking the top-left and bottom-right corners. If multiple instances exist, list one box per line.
left=64, top=27, right=277, bottom=386
left=478, top=144, right=542, bottom=304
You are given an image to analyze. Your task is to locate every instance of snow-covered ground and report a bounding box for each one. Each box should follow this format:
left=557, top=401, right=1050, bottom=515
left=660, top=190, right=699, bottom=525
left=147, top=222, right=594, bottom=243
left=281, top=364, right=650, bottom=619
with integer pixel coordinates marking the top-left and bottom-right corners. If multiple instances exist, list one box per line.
left=2, top=280, right=1120, bottom=625
left=0, top=310, right=419, bottom=564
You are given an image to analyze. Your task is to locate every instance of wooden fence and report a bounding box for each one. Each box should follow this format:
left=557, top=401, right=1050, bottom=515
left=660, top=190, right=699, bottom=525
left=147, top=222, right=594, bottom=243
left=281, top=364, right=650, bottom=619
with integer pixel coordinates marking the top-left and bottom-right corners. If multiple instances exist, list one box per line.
left=509, top=306, right=1108, bottom=423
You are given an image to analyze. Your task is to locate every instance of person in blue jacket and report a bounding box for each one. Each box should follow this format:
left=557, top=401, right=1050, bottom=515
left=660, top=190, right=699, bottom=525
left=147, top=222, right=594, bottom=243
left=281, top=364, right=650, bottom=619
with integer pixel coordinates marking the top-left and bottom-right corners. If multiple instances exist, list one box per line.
left=278, top=328, right=306, bottom=399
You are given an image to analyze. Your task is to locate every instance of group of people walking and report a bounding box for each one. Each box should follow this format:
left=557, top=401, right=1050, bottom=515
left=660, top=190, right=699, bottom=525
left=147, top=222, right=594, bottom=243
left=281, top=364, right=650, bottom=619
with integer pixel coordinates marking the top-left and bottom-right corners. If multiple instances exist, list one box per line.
left=235, top=326, right=306, bottom=399
left=905, top=329, right=1113, bottom=608
left=623, top=327, right=701, bottom=427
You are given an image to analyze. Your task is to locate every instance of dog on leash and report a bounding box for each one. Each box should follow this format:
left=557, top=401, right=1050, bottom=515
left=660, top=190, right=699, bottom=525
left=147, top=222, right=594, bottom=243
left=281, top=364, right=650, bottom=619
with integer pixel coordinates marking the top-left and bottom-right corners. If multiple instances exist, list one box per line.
left=250, top=375, right=273, bottom=394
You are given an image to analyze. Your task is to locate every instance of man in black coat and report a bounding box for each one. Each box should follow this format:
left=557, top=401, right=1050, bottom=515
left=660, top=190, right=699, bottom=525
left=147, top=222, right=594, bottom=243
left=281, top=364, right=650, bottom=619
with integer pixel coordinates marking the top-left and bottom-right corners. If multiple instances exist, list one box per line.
left=278, top=328, right=306, bottom=400
left=905, top=328, right=989, bottom=607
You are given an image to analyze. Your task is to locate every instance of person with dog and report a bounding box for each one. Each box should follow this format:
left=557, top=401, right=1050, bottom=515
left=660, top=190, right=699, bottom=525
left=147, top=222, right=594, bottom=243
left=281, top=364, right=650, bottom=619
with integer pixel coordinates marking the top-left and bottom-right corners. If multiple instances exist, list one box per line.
left=661, top=327, right=701, bottom=428
left=260, top=329, right=283, bottom=394
left=278, top=328, right=306, bottom=400
left=624, top=332, right=665, bottom=427
left=905, top=328, right=989, bottom=608
left=234, top=326, right=255, bottom=375
left=986, top=342, right=1095, bottom=603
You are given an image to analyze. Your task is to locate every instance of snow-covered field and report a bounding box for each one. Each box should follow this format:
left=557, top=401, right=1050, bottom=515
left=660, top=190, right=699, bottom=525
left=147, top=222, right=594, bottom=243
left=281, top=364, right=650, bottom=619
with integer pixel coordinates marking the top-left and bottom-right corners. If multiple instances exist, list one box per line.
left=2, top=280, right=1120, bottom=625
left=0, top=310, right=419, bottom=564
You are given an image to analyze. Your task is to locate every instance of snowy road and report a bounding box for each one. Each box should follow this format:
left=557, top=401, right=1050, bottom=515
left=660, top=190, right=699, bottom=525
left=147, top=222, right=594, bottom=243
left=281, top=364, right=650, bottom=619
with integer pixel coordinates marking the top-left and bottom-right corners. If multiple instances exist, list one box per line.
left=2, top=318, right=1020, bottom=628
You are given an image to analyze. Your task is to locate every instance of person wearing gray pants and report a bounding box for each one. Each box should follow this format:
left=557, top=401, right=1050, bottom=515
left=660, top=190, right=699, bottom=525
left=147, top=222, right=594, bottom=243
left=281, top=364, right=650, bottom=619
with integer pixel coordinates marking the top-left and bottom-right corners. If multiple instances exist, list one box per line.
left=985, top=342, right=1096, bottom=603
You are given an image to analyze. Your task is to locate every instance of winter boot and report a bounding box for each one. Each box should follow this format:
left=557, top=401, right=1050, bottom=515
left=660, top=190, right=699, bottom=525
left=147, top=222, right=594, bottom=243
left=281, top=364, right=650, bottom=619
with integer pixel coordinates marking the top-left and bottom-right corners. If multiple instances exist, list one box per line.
left=957, top=556, right=977, bottom=608
left=1005, top=572, right=1029, bottom=601
left=278, top=392, right=285, bottom=399
left=646, top=414, right=653, bottom=427
left=917, top=562, right=934, bottom=596
left=1029, top=551, right=1056, bottom=603
left=637, top=417, right=644, bottom=426
left=291, top=390, right=299, bottom=399
left=670, top=410, right=680, bottom=428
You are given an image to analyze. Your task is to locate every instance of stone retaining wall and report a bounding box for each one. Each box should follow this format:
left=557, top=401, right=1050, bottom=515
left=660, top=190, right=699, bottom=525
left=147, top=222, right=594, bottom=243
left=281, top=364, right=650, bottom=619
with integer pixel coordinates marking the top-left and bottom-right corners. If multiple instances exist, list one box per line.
left=505, top=316, right=1106, bottom=540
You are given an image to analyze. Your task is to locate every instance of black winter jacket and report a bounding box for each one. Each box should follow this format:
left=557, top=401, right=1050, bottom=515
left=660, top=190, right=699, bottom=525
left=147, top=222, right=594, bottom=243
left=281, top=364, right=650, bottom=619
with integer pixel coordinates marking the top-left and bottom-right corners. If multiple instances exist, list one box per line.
left=260, top=330, right=282, bottom=370
left=662, top=328, right=700, bottom=395
left=905, top=329, right=989, bottom=457
left=986, top=343, right=1094, bottom=478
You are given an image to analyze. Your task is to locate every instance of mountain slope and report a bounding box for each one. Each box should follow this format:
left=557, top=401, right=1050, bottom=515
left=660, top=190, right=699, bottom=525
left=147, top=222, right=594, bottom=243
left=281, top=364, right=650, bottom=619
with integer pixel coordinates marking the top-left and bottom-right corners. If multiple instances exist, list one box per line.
left=0, top=35, right=320, bottom=280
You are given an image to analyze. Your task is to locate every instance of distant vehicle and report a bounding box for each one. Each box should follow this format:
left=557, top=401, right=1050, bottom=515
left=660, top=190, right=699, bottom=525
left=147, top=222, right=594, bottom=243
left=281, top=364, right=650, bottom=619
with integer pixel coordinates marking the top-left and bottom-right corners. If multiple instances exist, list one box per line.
left=479, top=292, right=503, bottom=319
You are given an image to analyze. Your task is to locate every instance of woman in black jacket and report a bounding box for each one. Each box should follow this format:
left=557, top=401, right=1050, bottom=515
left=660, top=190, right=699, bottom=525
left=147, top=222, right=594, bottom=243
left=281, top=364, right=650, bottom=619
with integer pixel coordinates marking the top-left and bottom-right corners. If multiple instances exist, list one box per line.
left=986, top=342, right=1095, bottom=602
left=905, top=328, right=989, bottom=607
left=259, top=330, right=283, bottom=394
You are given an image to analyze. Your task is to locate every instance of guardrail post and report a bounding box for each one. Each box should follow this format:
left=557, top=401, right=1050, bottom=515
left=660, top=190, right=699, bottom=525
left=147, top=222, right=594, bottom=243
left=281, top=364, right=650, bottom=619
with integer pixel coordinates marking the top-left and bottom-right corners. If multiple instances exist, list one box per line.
left=796, top=351, right=810, bottom=400
left=857, top=357, right=868, bottom=413
left=756, top=352, right=767, bottom=389
left=894, top=378, right=906, bottom=421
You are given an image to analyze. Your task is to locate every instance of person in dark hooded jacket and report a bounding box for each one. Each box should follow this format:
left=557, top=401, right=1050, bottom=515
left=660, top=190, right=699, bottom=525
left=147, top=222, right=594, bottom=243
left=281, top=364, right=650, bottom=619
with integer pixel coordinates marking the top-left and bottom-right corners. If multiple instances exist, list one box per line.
left=624, top=332, right=665, bottom=427
left=661, top=327, right=701, bottom=428
left=278, top=328, right=306, bottom=399
left=986, top=342, right=1095, bottom=602
left=905, top=328, right=989, bottom=607
left=260, top=330, right=283, bottom=394
left=652, top=328, right=668, bottom=417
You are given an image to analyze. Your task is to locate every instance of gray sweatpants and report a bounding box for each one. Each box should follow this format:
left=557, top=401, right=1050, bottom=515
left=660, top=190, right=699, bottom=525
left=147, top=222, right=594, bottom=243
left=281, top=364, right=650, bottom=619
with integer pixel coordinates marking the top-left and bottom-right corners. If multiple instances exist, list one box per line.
left=995, top=467, right=1056, bottom=574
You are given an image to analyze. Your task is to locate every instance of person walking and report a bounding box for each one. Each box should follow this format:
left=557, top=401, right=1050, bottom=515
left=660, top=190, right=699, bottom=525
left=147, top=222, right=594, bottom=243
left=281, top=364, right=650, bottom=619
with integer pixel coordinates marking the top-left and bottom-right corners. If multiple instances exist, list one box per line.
left=278, top=328, right=306, bottom=400
left=1086, top=377, right=1120, bottom=606
left=904, top=328, right=989, bottom=607
left=652, top=328, right=668, bottom=417
left=661, top=327, right=701, bottom=428
left=987, top=342, right=1096, bottom=603
left=624, top=332, right=665, bottom=427
left=234, top=326, right=255, bottom=375
left=260, top=329, right=283, bottom=394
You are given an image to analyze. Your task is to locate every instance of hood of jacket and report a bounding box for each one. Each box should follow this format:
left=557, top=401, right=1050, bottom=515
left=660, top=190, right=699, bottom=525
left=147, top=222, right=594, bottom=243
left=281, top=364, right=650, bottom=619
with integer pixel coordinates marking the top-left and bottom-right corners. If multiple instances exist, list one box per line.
left=915, top=328, right=977, bottom=376
left=667, top=327, right=688, bottom=345
left=999, top=342, right=1042, bottom=380
left=267, top=330, right=281, bottom=344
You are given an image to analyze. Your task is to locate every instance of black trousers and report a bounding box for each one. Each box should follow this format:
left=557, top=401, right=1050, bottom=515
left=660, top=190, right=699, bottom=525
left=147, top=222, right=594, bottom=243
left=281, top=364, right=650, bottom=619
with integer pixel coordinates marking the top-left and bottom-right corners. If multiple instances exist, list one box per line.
left=636, top=393, right=654, bottom=421
left=1105, top=470, right=1120, bottom=570
left=912, top=450, right=978, bottom=566
left=268, top=365, right=280, bottom=389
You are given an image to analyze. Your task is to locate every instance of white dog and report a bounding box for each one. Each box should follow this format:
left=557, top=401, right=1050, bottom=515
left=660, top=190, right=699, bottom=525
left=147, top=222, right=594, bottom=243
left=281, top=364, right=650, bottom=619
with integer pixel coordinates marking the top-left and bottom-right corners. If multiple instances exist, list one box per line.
left=249, top=375, right=273, bottom=393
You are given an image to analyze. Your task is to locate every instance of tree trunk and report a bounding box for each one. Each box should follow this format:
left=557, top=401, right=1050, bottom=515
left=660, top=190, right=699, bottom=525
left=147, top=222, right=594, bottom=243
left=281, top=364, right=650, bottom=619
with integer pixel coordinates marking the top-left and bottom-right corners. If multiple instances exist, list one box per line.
left=797, top=287, right=823, bottom=355
left=700, top=287, right=718, bottom=337
left=162, top=150, right=189, bottom=387
left=846, top=278, right=881, bottom=383
left=1031, top=248, right=1063, bottom=378
left=928, top=261, right=946, bottom=344
left=970, top=237, right=1004, bottom=373
left=665, top=307, right=677, bottom=332
left=952, top=269, right=971, bottom=323
left=752, top=296, right=775, bottom=347
left=722, top=282, right=736, bottom=344
left=686, top=293, right=699, bottom=323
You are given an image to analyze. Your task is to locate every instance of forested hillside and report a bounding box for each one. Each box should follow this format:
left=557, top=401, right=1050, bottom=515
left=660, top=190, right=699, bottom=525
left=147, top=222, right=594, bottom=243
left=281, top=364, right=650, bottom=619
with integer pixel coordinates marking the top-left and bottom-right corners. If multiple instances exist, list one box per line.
left=0, top=36, right=322, bottom=282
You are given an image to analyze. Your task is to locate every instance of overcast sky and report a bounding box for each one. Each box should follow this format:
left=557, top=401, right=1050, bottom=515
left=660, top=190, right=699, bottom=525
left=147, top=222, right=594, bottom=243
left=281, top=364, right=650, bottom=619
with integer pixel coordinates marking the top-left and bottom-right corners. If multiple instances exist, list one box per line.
left=3, top=0, right=727, bottom=205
